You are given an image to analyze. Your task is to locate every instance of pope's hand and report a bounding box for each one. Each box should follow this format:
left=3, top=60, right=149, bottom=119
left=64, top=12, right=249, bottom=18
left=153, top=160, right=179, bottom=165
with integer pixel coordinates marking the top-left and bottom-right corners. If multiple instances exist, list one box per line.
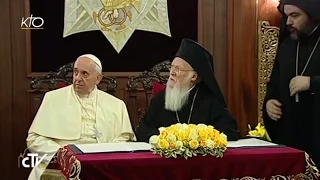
left=266, top=99, right=282, bottom=121
left=289, top=76, right=310, bottom=96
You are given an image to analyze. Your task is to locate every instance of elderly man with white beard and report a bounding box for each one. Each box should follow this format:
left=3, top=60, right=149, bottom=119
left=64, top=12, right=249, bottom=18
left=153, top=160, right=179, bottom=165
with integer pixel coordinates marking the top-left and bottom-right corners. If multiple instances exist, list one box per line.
left=136, top=39, right=240, bottom=142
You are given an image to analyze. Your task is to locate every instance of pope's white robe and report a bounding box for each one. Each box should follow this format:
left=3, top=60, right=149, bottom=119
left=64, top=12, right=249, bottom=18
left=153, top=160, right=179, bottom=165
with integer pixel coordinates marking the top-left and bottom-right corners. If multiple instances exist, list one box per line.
left=26, top=85, right=136, bottom=180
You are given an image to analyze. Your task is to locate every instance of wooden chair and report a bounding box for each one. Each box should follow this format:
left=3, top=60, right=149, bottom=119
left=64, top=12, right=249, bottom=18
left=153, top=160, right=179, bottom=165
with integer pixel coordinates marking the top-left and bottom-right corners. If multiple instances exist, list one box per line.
left=30, top=62, right=117, bottom=94
left=126, top=60, right=170, bottom=131
left=257, top=21, right=280, bottom=124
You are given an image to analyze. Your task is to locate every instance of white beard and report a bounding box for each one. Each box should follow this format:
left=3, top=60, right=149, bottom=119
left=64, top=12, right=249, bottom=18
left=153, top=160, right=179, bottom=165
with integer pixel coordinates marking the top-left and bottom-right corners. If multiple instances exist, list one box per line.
left=165, top=84, right=191, bottom=111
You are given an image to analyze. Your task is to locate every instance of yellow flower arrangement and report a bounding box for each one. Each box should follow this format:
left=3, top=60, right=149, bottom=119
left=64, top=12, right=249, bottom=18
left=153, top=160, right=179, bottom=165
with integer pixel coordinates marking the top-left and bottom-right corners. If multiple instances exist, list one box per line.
left=149, top=123, right=228, bottom=159
left=247, top=123, right=271, bottom=141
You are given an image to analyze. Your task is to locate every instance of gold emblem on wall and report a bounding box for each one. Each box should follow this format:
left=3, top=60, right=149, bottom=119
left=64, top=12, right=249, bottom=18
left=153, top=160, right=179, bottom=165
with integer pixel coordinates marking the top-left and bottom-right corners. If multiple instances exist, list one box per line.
left=93, top=0, right=139, bottom=31
left=63, top=0, right=171, bottom=53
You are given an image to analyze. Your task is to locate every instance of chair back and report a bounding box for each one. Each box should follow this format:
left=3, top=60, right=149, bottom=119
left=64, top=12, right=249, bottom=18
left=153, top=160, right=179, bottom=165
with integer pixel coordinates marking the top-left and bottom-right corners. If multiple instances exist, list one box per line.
left=30, top=62, right=117, bottom=94
left=126, top=60, right=170, bottom=130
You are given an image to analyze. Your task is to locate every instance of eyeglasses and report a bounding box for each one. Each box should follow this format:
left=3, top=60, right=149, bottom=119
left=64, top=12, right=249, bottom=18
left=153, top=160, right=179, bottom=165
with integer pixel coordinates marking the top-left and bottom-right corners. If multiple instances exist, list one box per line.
left=168, top=65, right=194, bottom=74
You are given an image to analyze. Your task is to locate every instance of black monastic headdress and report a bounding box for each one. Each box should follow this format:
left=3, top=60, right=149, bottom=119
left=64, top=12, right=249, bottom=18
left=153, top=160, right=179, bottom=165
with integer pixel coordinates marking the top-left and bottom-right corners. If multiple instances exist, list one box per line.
left=277, top=1, right=289, bottom=44
left=277, top=0, right=320, bottom=43
left=279, top=0, right=320, bottom=21
left=175, top=39, right=227, bottom=106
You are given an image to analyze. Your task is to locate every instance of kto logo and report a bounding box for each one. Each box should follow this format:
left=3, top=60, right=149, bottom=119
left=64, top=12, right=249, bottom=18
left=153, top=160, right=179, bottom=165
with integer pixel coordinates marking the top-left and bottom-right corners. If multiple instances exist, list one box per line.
left=21, top=14, right=44, bottom=29
left=18, top=152, right=47, bottom=168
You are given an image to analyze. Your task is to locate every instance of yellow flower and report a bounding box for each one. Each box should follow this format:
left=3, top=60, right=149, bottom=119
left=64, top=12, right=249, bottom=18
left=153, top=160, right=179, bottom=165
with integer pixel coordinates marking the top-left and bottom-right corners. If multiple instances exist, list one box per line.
left=176, top=124, right=189, bottom=134
left=183, top=140, right=188, bottom=146
left=200, top=140, right=207, bottom=147
left=198, top=129, right=209, bottom=141
left=167, top=129, right=175, bottom=135
left=247, top=123, right=271, bottom=141
left=149, top=135, right=159, bottom=146
left=205, top=139, right=215, bottom=148
left=169, top=142, right=176, bottom=150
left=151, top=123, right=228, bottom=159
left=207, top=125, right=214, bottom=130
left=189, top=139, right=199, bottom=149
left=182, top=123, right=189, bottom=130
left=176, top=141, right=183, bottom=149
left=196, top=124, right=207, bottom=130
left=248, top=130, right=260, bottom=137
left=177, top=131, right=188, bottom=141
left=248, top=123, right=265, bottom=137
left=215, top=133, right=227, bottom=148
left=159, top=130, right=168, bottom=139
left=157, top=139, right=169, bottom=149
left=209, top=129, right=220, bottom=140
left=255, top=123, right=266, bottom=137
left=219, top=133, right=227, bottom=146
left=166, top=133, right=177, bottom=143
left=188, top=124, right=197, bottom=130
left=175, top=123, right=183, bottom=130
left=170, top=124, right=179, bottom=130
left=158, top=127, right=166, bottom=132
left=188, top=129, right=199, bottom=140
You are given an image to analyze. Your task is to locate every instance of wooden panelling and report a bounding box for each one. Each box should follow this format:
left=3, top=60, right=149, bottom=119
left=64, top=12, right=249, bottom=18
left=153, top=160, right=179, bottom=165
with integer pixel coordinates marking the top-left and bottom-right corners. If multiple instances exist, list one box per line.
left=10, top=0, right=34, bottom=177
left=213, top=0, right=227, bottom=96
left=27, top=92, right=45, bottom=122
left=258, top=0, right=281, bottom=26
left=0, top=0, right=12, bottom=178
left=199, top=0, right=227, bottom=96
left=227, top=0, right=259, bottom=136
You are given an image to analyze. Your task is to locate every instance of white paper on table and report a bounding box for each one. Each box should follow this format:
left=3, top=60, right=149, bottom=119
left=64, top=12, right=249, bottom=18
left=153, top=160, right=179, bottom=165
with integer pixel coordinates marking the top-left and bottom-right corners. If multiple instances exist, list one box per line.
left=75, top=142, right=152, bottom=153
left=227, top=138, right=279, bottom=148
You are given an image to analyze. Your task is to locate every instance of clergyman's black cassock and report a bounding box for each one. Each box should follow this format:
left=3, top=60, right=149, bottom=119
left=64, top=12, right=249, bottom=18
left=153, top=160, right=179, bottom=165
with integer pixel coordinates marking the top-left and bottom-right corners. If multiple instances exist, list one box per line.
left=263, top=0, right=320, bottom=168
left=136, top=39, right=240, bottom=142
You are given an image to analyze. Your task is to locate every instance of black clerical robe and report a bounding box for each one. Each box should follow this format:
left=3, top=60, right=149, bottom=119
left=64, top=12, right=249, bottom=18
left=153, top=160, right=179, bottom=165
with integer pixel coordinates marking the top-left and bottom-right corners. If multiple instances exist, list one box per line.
left=263, top=27, right=320, bottom=168
left=136, top=83, right=240, bottom=142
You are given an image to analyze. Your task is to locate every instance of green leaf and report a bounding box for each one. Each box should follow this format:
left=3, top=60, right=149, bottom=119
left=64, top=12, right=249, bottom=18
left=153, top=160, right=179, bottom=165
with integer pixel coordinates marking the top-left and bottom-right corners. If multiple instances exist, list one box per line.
left=172, top=153, right=177, bottom=158
left=151, top=146, right=228, bottom=159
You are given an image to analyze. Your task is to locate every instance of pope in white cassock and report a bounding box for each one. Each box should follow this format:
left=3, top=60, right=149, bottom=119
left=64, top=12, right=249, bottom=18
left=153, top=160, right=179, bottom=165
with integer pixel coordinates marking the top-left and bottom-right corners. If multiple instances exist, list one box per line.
left=26, top=54, right=136, bottom=180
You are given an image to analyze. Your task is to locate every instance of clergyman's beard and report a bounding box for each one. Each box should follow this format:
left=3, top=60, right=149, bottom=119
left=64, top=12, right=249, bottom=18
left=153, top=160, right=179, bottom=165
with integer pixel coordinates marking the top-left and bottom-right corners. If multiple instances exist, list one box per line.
left=289, top=29, right=300, bottom=40
left=288, top=23, right=317, bottom=40
left=165, top=84, right=191, bottom=112
left=289, top=27, right=310, bottom=40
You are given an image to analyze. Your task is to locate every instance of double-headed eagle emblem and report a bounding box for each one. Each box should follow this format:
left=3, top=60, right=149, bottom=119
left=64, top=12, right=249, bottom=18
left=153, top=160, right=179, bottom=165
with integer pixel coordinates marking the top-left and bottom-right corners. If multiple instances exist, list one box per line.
left=93, top=0, right=140, bottom=31
left=63, top=0, right=171, bottom=53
